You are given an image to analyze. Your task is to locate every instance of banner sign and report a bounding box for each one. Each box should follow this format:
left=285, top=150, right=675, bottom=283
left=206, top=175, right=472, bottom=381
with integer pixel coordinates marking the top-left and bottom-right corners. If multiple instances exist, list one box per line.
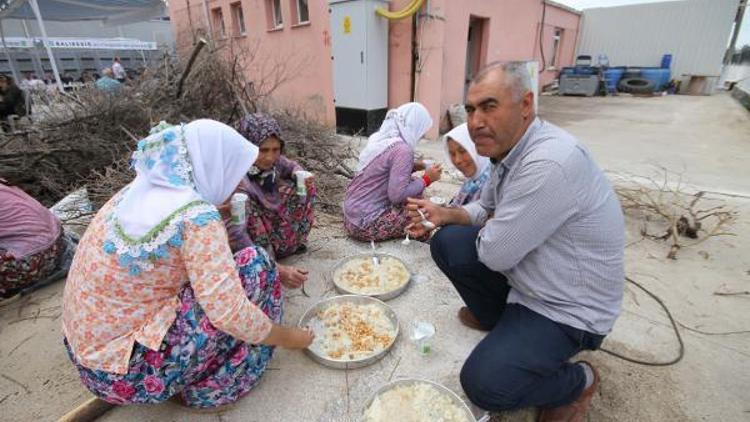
left=3, top=36, right=157, bottom=50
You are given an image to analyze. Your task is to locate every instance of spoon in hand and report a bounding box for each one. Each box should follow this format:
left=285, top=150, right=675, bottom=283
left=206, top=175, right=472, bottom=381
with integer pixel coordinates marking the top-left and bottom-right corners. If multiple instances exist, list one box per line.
left=416, top=209, right=436, bottom=230
left=402, top=231, right=411, bottom=245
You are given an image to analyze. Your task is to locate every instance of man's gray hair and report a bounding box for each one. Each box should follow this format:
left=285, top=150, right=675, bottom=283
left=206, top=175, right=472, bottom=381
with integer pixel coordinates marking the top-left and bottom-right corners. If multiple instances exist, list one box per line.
left=472, top=61, right=532, bottom=103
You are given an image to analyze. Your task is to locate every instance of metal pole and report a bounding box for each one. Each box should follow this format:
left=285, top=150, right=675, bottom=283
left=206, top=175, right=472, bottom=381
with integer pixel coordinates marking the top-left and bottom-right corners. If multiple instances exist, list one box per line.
left=21, top=19, right=44, bottom=78
left=28, top=0, right=64, bottom=92
left=725, top=0, right=747, bottom=64
left=0, top=19, right=20, bottom=82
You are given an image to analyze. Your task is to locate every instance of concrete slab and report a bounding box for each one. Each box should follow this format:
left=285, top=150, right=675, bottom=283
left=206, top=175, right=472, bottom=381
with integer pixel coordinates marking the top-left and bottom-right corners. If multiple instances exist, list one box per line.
left=539, top=93, right=750, bottom=197
left=1, top=93, right=749, bottom=421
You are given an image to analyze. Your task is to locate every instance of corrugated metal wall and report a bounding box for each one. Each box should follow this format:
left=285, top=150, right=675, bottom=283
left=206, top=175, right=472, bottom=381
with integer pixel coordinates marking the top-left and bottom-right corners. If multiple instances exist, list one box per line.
left=577, top=0, right=738, bottom=80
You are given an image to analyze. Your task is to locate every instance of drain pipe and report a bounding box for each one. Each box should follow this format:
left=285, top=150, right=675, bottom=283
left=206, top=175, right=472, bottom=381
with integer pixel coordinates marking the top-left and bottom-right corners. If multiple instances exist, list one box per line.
left=411, top=11, right=417, bottom=101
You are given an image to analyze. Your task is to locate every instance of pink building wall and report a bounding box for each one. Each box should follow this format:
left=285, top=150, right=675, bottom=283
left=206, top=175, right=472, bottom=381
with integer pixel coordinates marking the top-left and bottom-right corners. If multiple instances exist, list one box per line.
left=388, top=0, right=580, bottom=138
left=167, top=0, right=336, bottom=126
left=168, top=1, right=580, bottom=138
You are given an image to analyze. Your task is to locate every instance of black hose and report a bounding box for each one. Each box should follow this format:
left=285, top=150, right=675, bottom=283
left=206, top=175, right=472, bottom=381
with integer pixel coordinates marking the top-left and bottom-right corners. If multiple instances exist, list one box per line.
left=599, top=276, right=685, bottom=366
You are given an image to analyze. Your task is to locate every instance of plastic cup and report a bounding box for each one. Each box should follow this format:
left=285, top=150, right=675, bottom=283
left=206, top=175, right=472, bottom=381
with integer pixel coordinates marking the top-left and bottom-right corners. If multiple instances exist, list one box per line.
left=423, top=159, right=435, bottom=169
left=429, top=196, right=446, bottom=206
left=411, top=321, right=436, bottom=355
left=295, top=171, right=313, bottom=197
left=230, top=193, right=248, bottom=225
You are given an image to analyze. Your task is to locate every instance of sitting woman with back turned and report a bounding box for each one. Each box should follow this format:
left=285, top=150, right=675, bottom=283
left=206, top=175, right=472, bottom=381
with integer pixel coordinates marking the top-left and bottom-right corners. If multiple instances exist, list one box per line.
left=442, top=123, right=491, bottom=207
left=1, top=179, right=74, bottom=303
left=343, top=102, right=441, bottom=242
left=62, top=119, right=313, bottom=409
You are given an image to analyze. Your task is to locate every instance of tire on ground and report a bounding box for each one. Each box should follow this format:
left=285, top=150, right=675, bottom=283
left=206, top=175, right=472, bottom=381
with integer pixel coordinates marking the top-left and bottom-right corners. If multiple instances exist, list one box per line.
left=619, top=78, right=655, bottom=94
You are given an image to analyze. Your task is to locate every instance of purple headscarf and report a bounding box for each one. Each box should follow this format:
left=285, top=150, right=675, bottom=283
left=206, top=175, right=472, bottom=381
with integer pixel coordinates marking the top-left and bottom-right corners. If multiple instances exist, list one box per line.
left=234, top=113, right=302, bottom=210
left=238, top=113, right=285, bottom=150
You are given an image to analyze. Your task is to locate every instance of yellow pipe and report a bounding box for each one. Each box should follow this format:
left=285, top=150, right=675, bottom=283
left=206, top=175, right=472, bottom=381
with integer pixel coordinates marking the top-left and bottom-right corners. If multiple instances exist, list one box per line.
left=375, top=0, right=425, bottom=20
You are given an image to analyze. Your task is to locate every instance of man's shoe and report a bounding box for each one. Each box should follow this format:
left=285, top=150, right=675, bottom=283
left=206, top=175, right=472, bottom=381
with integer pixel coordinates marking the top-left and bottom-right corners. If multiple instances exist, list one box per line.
left=458, top=307, right=490, bottom=331
left=537, top=361, right=600, bottom=422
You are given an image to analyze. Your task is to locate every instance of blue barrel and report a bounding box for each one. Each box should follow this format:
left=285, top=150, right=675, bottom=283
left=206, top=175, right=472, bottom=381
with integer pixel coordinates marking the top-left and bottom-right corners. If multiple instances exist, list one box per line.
left=661, top=54, right=673, bottom=69
left=603, top=67, right=625, bottom=92
left=561, top=67, right=575, bottom=75
left=574, top=66, right=596, bottom=75
left=640, top=68, right=671, bottom=91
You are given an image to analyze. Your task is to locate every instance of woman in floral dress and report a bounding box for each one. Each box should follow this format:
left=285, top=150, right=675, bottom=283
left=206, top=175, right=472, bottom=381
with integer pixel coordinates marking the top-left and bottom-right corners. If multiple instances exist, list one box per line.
left=62, top=119, right=313, bottom=409
left=230, top=113, right=316, bottom=260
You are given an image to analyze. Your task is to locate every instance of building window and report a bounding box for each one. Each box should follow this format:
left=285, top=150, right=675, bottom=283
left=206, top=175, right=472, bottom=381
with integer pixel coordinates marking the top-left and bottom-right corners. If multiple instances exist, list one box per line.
left=266, top=0, right=283, bottom=29
left=212, top=7, right=226, bottom=38
left=550, top=28, right=562, bottom=69
left=231, top=2, right=246, bottom=36
left=294, top=0, right=309, bottom=24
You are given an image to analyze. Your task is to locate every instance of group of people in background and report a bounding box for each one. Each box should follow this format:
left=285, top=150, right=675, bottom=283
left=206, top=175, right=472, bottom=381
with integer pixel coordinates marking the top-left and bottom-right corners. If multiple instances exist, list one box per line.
left=0, top=57, right=139, bottom=128
left=1, top=61, right=623, bottom=422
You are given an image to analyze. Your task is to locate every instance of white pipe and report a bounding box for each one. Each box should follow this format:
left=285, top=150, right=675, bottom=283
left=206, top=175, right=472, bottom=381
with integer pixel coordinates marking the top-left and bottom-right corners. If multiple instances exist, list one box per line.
left=0, top=19, right=20, bottom=82
left=28, top=0, right=64, bottom=92
left=21, top=19, right=44, bottom=77
left=201, top=0, right=212, bottom=37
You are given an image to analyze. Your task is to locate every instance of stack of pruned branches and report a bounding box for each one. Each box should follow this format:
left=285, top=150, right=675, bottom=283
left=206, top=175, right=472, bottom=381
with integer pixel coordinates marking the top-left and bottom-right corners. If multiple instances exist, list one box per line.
left=0, top=39, right=356, bottom=217
left=613, top=168, right=737, bottom=259
left=274, top=111, right=358, bottom=213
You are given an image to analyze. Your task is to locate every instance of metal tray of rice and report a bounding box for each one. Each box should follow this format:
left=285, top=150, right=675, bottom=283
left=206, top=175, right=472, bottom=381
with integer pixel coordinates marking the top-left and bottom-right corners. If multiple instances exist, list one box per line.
left=362, top=378, right=476, bottom=422
left=298, top=295, right=399, bottom=369
left=330, top=253, right=412, bottom=301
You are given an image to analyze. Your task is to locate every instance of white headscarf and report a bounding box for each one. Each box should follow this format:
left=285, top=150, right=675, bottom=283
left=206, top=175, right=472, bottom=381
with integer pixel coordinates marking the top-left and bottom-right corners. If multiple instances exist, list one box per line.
left=442, top=123, right=490, bottom=180
left=356, top=102, right=433, bottom=172
left=116, top=119, right=258, bottom=237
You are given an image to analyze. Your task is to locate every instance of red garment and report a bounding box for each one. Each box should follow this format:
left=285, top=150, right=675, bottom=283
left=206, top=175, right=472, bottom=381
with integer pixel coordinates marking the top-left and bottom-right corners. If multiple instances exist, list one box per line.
left=0, top=182, right=62, bottom=259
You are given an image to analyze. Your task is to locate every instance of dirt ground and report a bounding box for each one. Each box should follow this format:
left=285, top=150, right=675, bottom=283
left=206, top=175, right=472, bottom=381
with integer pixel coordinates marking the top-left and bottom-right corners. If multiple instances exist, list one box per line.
left=1, top=92, right=748, bottom=421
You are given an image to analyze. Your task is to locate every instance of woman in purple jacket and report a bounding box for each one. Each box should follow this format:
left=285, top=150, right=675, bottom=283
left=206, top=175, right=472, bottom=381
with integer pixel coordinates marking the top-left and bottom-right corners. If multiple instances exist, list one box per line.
left=343, top=102, right=441, bottom=242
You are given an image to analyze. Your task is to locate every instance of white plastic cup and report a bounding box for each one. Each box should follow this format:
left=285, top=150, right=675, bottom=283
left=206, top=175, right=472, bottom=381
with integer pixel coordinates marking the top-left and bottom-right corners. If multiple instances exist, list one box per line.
left=295, top=171, right=313, bottom=197
left=411, top=321, right=436, bottom=355
left=429, top=196, right=446, bottom=206
left=230, top=193, right=248, bottom=225
left=423, top=159, right=435, bottom=169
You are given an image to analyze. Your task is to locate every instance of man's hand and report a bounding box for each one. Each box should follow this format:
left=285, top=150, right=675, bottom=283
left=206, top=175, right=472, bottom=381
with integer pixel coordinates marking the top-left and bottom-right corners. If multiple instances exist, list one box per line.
left=407, top=197, right=473, bottom=229
left=278, top=264, right=308, bottom=289
left=413, top=159, right=426, bottom=172
left=406, top=198, right=444, bottom=232
left=405, top=222, right=430, bottom=239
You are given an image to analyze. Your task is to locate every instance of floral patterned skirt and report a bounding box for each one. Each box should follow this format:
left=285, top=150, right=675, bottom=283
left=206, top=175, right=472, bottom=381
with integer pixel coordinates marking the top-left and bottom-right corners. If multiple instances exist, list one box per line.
left=0, top=232, right=66, bottom=298
left=64, top=246, right=283, bottom=408
left=345, top=206, right=413, bottom=242
left=246, top=180, right=315, bottom=259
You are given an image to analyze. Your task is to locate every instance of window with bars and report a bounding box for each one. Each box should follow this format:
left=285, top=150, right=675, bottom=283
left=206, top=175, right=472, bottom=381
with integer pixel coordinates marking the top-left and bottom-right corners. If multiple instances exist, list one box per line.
left=295, top=0, right=309, bottom=24
left=231, top=2, right=246, bottom=35
left=267, top=0, right=283, bottom=29
left=212, top=7, right=226, bottom=38
left=550, top=28, right=563, bottom=69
